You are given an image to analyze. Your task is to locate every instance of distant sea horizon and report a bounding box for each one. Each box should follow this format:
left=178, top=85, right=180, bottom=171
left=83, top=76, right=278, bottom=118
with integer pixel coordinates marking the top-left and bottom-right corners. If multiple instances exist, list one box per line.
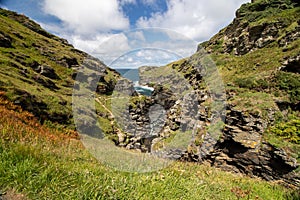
left=114, top=68, right=153, bottom=96
left=114, top=68, right=140, bottom=83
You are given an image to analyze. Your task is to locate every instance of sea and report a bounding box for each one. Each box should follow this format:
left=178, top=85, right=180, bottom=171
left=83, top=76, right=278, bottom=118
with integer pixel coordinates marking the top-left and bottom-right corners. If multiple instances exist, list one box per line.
left=115, top=68, right=153, bottom=96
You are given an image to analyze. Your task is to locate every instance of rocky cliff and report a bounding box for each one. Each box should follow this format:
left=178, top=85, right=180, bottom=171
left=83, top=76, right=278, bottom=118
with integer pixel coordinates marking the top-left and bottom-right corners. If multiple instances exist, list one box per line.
left=109, top=0, right=300, bottom=187
left=181, top=0, right=300, bottom=186
left=204, top=0, right=300, bottom=55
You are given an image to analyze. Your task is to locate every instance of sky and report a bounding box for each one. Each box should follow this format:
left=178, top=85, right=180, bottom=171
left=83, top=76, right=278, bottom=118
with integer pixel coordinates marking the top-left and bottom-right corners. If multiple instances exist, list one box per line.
left=0, top=0, right=250, bottom=68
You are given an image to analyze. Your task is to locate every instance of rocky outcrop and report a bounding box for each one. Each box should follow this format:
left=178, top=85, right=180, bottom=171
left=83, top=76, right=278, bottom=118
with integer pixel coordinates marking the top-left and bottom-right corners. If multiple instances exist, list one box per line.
left=203, top=0, right=299, bottom=55
left=33, top=75, right=59, bottom=90
left=35, top=65, right=60, bottom=80
left=279, top=21, right=300, bottom=48
left=112, top=60, right=299, bottom=186
left=201, top=106, right=299, bottom=186
left=0, top=31, right=12, bottom=48
left=59, top=56, right=79, bottom=68
left=281, top=54, right=300, bottom=73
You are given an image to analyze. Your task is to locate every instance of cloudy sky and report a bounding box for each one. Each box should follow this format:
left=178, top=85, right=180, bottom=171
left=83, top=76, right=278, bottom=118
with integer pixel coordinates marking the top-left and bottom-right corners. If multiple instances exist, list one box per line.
left=0, top=0, right=249, bottom=68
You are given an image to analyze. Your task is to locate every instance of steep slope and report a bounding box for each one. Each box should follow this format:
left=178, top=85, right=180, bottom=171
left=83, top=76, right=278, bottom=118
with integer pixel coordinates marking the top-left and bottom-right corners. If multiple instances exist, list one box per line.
left=188, top=0, right=300, bottom=185
left=0, top=0, right=299, bottom=193
left=1, top=92, right=298, bottom=199
left=0, top=8, right=119, bottom=128
left=0, top=13, right=296, bottom=196
left=112, top=0, right=300, bottom=186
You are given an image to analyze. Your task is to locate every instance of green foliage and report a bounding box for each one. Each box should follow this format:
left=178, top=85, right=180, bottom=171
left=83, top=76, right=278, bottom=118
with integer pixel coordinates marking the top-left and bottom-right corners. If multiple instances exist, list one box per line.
left=211, top=39, right=224, bottom=52
left=98, top=117, right=114, bottom=135
left=275, top=72, right=300, bottom=103
left=234, top=76, right=270, bottom=90
left=1, top=97, right=294, bottom=199
left=264, top=112, right=300, bottom=161
left=0, top=9, right=119, bottom=128
left=268, top=119, right=300, bottom=144
left=238, top=0, right=299, bottom=24
left=230, top=91, right=276, bottom=117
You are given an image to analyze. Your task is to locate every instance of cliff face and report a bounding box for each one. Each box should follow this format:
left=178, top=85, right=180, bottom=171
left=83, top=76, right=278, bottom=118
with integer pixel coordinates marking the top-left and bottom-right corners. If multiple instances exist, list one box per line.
left=204, top=0, right=300, bottom=55
left=112, top=0, right=300, bottom=186
left=189, top=0, right=300, bottom=186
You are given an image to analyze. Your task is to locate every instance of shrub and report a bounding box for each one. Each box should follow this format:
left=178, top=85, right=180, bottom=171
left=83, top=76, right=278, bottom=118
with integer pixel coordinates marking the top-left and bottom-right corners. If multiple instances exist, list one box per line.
left=268, top=119, right=300, bottom=144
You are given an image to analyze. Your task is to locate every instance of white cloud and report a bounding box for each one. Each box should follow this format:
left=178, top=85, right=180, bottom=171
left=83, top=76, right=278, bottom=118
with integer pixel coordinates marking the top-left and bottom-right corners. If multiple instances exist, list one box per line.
left=137, top=0, right=250, bottom=42
left=69, top=29, right=197, bottom=66
left=110, top=48, right=182, bottom=69
left=69, top=34, right=114, bottom=54
left=125, top=29, right=198, bottom=58
left=127, top=57, right=134, bottom=62
left=127, top=31, right=146, bottom=42
left=43, top=0, right=129, bottom=35
left=92, top=33, right=131, bottom=64
left=39, top=0, right=250, bottom=67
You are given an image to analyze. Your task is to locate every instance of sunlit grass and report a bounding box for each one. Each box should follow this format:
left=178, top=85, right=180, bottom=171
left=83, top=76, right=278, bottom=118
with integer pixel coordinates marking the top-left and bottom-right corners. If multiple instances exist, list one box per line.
left=0, top=95, right=298, bottom=199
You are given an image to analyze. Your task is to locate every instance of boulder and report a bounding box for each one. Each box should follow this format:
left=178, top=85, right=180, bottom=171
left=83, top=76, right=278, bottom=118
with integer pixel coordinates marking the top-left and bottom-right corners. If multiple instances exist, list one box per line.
left=281, top=54, right=300, bottom=73
left=35, top=65, right=60, bottom=80
left=0, top=31, right=12, bottom=48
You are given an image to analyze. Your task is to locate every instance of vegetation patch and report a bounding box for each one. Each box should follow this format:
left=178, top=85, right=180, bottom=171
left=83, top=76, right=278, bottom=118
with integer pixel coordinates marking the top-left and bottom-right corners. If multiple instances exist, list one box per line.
left=1, top=93, right=298, bottom=199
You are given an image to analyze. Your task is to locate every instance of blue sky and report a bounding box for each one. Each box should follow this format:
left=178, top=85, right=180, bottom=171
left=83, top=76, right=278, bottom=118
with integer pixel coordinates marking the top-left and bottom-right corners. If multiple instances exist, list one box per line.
left=0, top=0, right=249, bottom=68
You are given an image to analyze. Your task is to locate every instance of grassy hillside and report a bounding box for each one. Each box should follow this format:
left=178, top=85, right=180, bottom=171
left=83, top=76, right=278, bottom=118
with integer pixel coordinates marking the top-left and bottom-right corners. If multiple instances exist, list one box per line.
left=0, top=1, right=300, bottom=199
left=203, top=0, right=300, bottom=156
left=0, top=8, right=119, bottom=128
left=129, top=0, right=300, bottom=189
left=0, top=93, right=298, bottom=199
left=164, top=0, right=300, bottom=161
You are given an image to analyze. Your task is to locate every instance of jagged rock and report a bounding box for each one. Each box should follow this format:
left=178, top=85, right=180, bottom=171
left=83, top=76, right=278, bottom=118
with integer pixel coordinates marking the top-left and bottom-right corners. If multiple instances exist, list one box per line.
left=281, top=54, right=300, bottom=73
left=59, top=56, right=79, bottom=68
left=33, top=75, right=59, bottom=90
left=0, top=31, right=12, bottom=48
left=151, top=85, right=176, bottom=109
left=204, top=0, right=298, bottom=55
left=34, top=65, right=60, bottom=80
left=196, top=104, right=299, bottom=185
left=225, top=125, right=261, bottom=149
left=279, top=24, right=300, bottom=48
left=110, top=78, right=135, bottom=96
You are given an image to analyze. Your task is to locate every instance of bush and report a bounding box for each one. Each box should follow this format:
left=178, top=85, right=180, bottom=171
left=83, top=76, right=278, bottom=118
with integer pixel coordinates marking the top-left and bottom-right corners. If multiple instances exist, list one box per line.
left=268, top=119, right=300, bottom=144
left=276, top=72, right=300, bottom=103
left=234, top=77, right=270, bottom=90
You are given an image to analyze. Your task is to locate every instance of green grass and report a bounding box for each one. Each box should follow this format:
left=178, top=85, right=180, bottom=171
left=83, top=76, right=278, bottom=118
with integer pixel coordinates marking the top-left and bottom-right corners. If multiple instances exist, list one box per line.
left=0, top=95, right=298, bottom=199
left=0, top=10, right=119, bottom=127
left=264, top=112, right=300, bottom=161
left=0, top=4, right=300, bottom=199
left=1, top=138, right=298, bottom=200
left=229, top=91, right=277, bottom=116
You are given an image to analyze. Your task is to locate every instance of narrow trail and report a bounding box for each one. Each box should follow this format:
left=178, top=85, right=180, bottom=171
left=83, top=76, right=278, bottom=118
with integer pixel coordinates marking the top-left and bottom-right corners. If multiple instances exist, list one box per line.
left=95, top=97, right=114, bottom=120
left=95, top=97, right=124, bottom=136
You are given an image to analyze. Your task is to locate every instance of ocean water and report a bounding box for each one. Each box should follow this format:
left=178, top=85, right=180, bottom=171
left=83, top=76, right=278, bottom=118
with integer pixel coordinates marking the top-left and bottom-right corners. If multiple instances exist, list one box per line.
left=115, top=68, right=139, bottom=82
left=115, top=68, right=153, bottom=96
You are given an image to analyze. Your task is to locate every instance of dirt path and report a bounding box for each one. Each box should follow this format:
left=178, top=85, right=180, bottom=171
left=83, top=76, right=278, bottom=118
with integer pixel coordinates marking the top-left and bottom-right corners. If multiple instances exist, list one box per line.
left=95, top=97, right=124, bottom=137
left=95, top=97, right=114, bottom=122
